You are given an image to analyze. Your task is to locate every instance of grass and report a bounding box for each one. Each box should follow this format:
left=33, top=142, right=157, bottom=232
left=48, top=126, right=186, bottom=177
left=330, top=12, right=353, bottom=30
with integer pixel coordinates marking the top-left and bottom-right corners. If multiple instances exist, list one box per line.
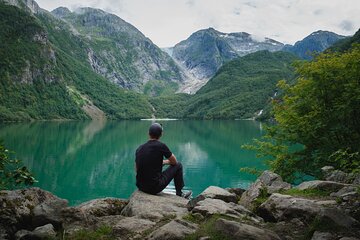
left=182, top=213, right=205, bottom=224
left=252, top=187, right=270, bottom=212
left=65, top=225, right=115, bottom=240
left=184, top=214, right=238, bottom=240
left=303, top=216, right=343, bottom=240
left=141, top=214, right=176, bottom=237
left=280, top=188, right=332, bottom=198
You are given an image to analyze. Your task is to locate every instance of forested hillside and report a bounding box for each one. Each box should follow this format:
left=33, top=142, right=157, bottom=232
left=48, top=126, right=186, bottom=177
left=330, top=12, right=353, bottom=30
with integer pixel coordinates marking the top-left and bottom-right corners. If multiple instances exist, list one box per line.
left=151, top=51, right=299, bottom=119
left=0, top=2, right=153, bottom=121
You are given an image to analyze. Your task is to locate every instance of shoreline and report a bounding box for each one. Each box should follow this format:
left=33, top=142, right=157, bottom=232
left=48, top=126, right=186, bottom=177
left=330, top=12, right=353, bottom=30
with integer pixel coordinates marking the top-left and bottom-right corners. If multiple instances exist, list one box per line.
left=1, top=167, right=359, bottom=240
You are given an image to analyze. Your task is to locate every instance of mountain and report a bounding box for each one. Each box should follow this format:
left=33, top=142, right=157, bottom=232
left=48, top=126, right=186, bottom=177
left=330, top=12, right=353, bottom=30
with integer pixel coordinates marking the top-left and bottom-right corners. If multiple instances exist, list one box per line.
left=0, top=0, right=153, bottom=121
left=169, top=28, right=284, bottom=93
left=327, top=28, right=360, bottom=52
left=151, top=51, right=299, bottom=119
left=282, top=30, right=346, bottom=60
left=49, top=7, right=185, bottom=95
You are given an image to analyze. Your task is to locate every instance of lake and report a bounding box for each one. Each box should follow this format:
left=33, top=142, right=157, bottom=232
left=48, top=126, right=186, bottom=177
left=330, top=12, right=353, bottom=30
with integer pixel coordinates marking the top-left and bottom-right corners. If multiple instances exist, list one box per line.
left=0, top=120, right=266, bottom=205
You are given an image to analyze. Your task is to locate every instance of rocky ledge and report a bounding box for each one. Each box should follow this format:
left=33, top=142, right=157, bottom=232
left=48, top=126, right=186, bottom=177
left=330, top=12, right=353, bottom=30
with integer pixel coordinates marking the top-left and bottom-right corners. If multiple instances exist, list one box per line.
left=0, top=167, right=359, bottom=240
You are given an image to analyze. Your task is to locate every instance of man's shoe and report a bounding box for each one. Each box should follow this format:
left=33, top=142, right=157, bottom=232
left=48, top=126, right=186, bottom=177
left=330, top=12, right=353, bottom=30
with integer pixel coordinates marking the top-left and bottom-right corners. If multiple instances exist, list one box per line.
left=180, top=190, right=192, bottom=199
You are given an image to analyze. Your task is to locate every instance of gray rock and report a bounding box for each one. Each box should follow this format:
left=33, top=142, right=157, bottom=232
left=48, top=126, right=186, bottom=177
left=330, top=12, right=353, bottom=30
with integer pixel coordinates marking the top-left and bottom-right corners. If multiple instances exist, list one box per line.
left=239, top=180, right=266, bottom=210
left=121, top=190, right=188, bottom=221
left=15, top=224, right=57, bottom=240
left=311, top=231, right=335, bottom=240
left=214, top=218, right=281, bottom=240
left=296, top=180, right=351, bottom=192
left=258, top=193, right=359, bottom=229
left=62, top=198, right=127, bottom=225
left=352, top=174, right=360, bottom=185
left=339, top=237, right=360, bottom=240
left=191, top=198, right=261, bottom=222
left=200, top=186, right=238, bottom=203
left=32, top=224, right=57, bottom=239
left=226, top=187, right=245, bottom=197
left=33, top=198, right=68, bottom=228
left=111, top=216, right=155, bottom=237
left=325, top=170, right=349, bottom=183
left=0, top=188, right=68, bottom=236
left=147, top=219, right=197, bottom=240
left=258, top=170, right=292, bottom=193
left=257, top=193, right=322, bottom=222
left=330, top=186, right=358, bottom=198
left=318, top=208, right=359, bottom=229
left=239, top=171, right=291, bottom=210
left=321, top=166, right=335, bottom=174
left=187, top=186, right=237, bottom=210
left=15, top=229, right=32, bottom=240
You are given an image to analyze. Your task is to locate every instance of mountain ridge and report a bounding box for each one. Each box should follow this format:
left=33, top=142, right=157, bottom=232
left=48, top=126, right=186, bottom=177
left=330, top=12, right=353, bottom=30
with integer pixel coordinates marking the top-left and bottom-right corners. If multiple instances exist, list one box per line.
left=49, top=6, right=186, bottom=95
left=281, top=30, right=346, bottom=59
left=168, top=27, right=284, bottom=93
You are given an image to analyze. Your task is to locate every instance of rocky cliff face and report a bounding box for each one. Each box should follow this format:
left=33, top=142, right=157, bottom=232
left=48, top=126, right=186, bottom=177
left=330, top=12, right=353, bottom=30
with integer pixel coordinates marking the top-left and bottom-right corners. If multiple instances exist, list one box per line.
left=51, top=7, right=185, bottom=94
left=282, top=30, right=346, bottom=59
left=3, top=0, right=41, bottom=14
left=170, top=28, right=284, bottom=93
left=1, top=0, right=58, bottom=84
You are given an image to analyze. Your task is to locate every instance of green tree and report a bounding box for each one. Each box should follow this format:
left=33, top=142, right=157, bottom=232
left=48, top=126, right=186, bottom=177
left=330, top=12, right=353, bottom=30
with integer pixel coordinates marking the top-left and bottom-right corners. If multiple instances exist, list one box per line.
left=0, top=142, right=37, bottom=190
left=245, top=45, right=360, bottom=182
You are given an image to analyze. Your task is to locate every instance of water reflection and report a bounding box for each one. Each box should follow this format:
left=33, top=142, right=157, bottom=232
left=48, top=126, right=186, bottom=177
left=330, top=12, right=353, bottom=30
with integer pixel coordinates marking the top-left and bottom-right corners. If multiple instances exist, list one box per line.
left=0, top=120, right=265, bottom=205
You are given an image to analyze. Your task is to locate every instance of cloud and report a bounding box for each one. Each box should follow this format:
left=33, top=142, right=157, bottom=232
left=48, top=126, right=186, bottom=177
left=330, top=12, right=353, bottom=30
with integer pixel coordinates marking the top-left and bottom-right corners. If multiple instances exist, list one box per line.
left=36, top=0, right=360, bottom=47
left=340, top=20, right=354, bottom=31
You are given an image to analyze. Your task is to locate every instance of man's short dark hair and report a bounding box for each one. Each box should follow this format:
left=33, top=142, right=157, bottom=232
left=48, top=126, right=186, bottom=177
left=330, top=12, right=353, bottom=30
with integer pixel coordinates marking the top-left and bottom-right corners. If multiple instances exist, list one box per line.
left=149, top=123, right=163, bottom=139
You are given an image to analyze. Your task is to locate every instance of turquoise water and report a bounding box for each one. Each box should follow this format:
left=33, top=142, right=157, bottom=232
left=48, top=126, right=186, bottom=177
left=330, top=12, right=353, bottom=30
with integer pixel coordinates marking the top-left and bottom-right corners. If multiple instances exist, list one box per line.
left=0, top=120, right=266, bottom=205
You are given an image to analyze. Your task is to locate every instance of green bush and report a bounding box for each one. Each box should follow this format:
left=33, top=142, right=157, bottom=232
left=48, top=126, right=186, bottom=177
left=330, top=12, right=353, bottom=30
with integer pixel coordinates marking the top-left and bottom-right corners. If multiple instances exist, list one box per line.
left=0, top=142, right=37, bottom=190
left=245, top=45, right=360, bottom=182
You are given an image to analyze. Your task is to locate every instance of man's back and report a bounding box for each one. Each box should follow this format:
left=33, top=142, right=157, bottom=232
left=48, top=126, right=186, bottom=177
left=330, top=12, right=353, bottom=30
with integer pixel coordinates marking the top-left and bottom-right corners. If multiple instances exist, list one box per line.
left=135, top=140, right=172, bottom=192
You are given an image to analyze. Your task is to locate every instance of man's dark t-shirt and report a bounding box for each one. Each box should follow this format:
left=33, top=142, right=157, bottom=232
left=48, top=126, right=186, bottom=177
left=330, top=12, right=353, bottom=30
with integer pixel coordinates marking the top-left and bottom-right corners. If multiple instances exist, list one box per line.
left=135, top=140, right=172, bottom=193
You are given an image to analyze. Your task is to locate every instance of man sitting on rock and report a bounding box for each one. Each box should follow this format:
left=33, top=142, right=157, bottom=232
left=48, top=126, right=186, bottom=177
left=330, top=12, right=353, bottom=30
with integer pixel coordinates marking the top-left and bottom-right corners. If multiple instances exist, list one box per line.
left=135, top=123, right=191, bottom=199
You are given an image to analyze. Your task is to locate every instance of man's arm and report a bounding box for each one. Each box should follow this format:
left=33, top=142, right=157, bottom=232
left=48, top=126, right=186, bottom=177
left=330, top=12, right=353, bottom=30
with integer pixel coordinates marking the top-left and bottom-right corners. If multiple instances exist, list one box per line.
left=163, top=154, right=177, bottom=166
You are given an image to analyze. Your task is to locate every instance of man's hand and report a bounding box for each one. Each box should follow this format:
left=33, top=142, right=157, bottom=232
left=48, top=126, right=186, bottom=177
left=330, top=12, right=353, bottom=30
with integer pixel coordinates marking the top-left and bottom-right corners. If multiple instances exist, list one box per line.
left=163, top=159, right=170, bottom=165
left=167, top=154, right=177, bottom=166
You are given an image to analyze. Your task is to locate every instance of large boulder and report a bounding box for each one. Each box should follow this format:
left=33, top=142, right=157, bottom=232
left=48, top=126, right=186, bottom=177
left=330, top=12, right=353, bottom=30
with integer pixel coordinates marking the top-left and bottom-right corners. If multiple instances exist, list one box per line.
left=257, top=193, right=359, bottom=230
left=321, top=166, right=360, bottom=184
left=62, top=197, right=128, bottom=223
left=31, top=224, right=57, bottom=239
left=214, top=218, right=280, bottom=240
left=332, top=186, right=360, bottom=221
left=187, top=186, right=237, bottom=210
left=325, top=170, right=349, bottom=183
left=330, top=186, right=358, bottom=198
left=239, top=180, right=265, bottom=210
left=191, top=198, right=261, bottom=222
left=296, top=180, right=351, bottom=192
left=14, top=224, right=56, bottom=240
left=147, top=219, right=197, bottom=240
left=239, top=171, right=291, bottom=210
left=61, top=198, right=128, bottom=235
left=258, top=170, right=292, bottom=193
left=257, top=193, right=322, bottom=222
left=0, top=188, right=68, bottom=237
left=121, top=190, right=188, bottom=221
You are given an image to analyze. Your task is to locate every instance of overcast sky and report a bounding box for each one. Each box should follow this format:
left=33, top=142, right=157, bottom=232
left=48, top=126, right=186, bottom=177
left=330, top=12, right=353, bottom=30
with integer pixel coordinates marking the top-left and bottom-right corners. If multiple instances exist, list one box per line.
left=36, top=0, right=360, bottom=47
